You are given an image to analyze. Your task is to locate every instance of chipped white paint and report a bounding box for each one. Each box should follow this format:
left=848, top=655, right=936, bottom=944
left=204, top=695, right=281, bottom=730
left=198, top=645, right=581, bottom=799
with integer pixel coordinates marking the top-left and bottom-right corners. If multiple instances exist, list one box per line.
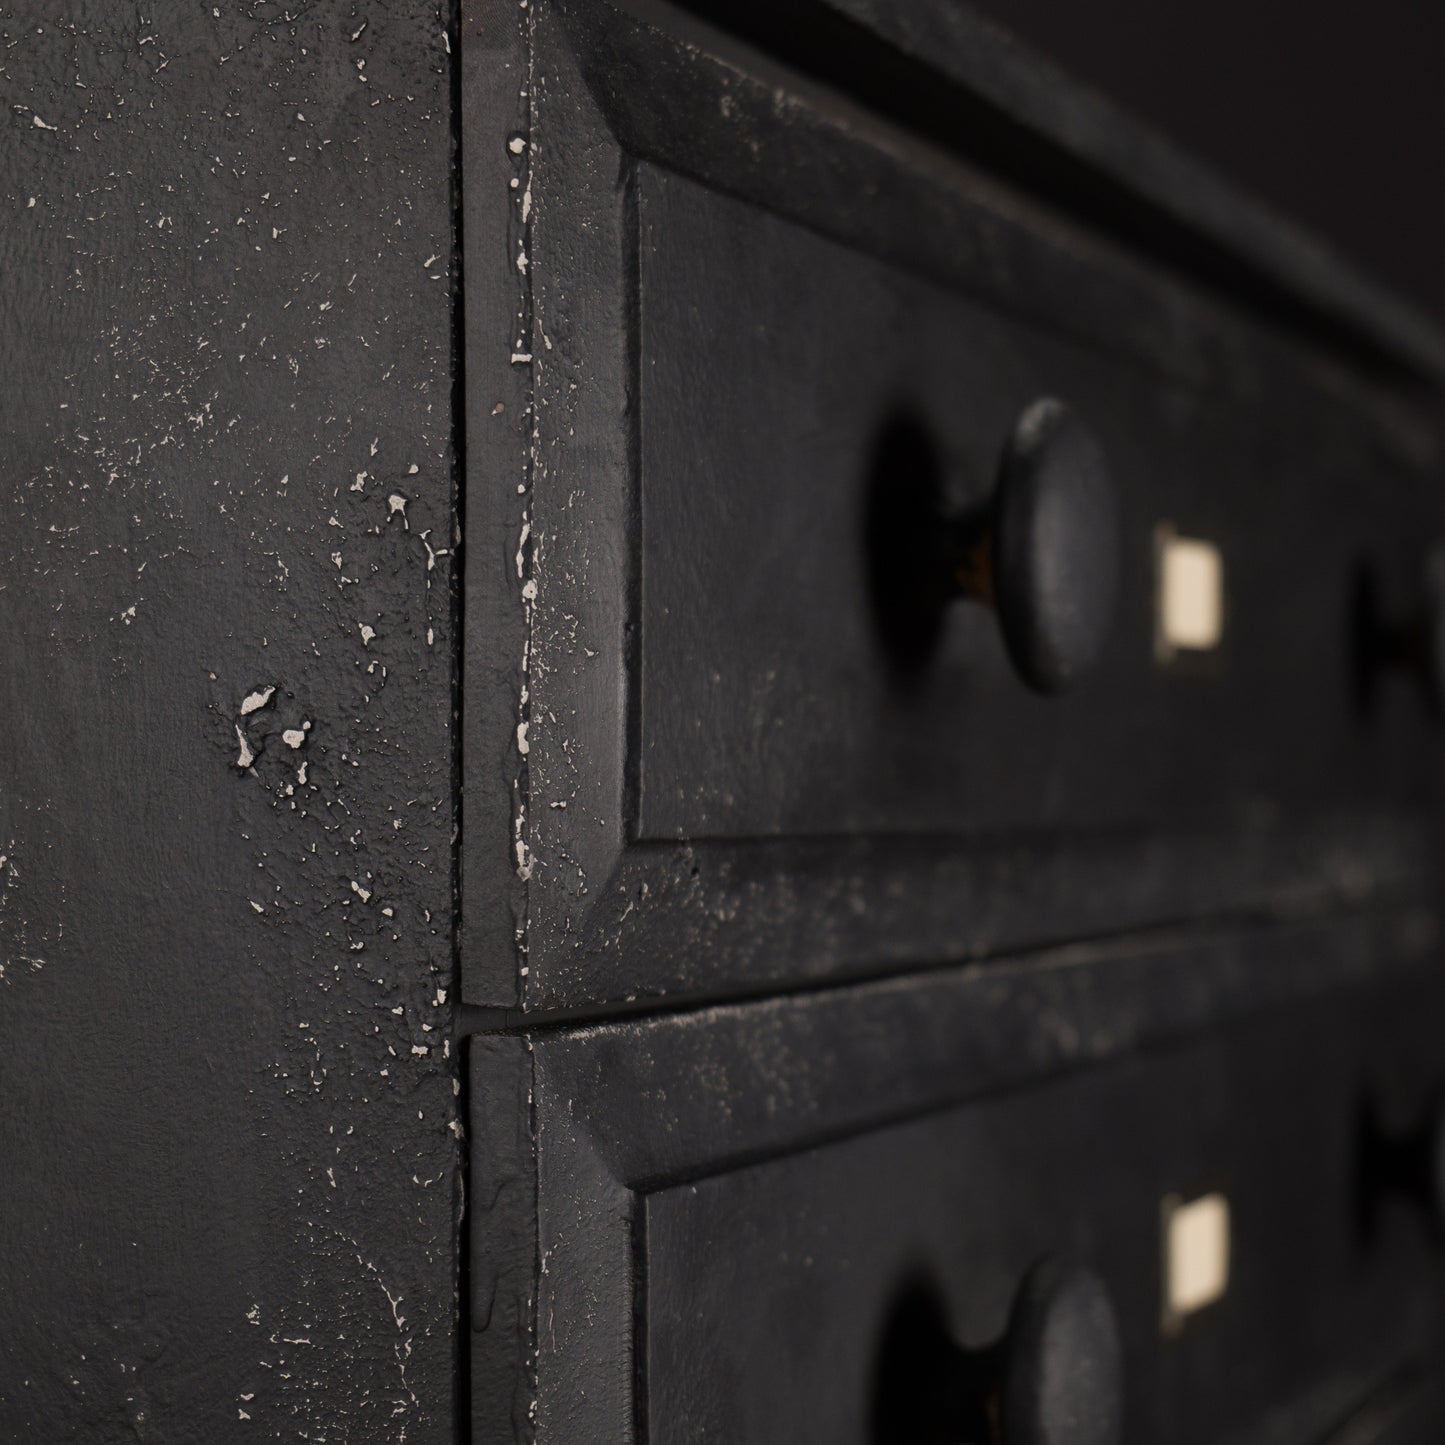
left=240, top=686, right=275, bottom=716
left=515, top=520, right=530, bottom=579
left=359, top=623, right=376, bottom=646
left=234, top=726, right=256, bottom=769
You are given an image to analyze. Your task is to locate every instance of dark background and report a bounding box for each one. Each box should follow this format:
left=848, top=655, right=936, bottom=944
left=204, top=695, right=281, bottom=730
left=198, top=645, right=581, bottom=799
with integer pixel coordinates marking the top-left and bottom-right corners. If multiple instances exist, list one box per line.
left=972, top=0, right=1445, bottom=334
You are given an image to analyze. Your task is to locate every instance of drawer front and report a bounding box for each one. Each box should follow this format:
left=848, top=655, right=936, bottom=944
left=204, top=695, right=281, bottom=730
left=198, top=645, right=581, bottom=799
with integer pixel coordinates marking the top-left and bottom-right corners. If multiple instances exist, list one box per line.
left=463, top=0, right=1445, bottom=1010
left=637, top=164, right=1443, bottom=843
left=470, top=923, right=1445, bottom=1441
left=642, top=1024, right=1416, bottom=1443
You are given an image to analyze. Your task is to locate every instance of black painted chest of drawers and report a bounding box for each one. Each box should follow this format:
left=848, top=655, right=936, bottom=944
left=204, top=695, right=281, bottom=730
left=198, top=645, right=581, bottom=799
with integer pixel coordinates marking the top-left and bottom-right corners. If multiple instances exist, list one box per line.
left=3, top=2, right=1445, bottom=1442
left=463, top=1, right=1445, bottom=1441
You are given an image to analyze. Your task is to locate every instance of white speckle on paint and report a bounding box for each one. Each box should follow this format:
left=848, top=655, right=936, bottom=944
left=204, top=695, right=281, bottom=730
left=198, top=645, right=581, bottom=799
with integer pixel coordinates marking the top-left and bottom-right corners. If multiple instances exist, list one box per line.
left=248, top=900, right=264, bottom=914
left=282, top=726, right=308, bottom=749
left=511, top=352, right=532, bottom=364
left=426, top=627, right=434, bottom=646
left=359, top=623, right=376, bottom=646
left=246, top=1305, right=261, bottom=1325
left=508, top=135, right=525, bottom=154
left=234, top=726, right=255, bottom=769
left=516, top=722, right=530, bottom=755
left=350, top=880, right=372, bottom=903
left=350, top=471, right=367, bottom=492
left=387, top=493, right=408, bottom=522
left=521, top=578, right=537, bottom=602
left=240, top=686, right=275, bottom=716
left=33, top=115, right=56, bottom=131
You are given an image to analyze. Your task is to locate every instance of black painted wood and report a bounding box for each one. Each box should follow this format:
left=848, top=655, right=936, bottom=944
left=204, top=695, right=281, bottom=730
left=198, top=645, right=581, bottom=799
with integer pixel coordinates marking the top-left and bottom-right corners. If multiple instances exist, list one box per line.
left=461, top=0, right=1445, bottom=1016
left=0, top=5, right=462, bottom=1440
left=472, top=934, right=1445, bottom=1441
left=4, top=0, right=1443, bottom=1440
left=461, top=4, right=1445, bottom=1443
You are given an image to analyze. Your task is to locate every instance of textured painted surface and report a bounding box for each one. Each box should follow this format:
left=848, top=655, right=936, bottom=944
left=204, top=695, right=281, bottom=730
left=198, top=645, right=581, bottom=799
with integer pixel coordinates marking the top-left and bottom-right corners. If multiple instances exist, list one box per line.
left=0, top=4, right=461, bottom=1440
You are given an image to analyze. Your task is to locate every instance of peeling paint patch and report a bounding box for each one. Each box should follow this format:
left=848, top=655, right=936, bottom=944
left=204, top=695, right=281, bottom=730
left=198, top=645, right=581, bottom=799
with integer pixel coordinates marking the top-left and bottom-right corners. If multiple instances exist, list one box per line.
left=235, top=726, right=256, bottom=769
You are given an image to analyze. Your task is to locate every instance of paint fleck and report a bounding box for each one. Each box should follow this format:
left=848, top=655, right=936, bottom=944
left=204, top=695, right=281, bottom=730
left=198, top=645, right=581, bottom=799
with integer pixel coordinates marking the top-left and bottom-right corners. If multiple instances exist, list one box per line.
left=234, top=726, right=256, bottom=769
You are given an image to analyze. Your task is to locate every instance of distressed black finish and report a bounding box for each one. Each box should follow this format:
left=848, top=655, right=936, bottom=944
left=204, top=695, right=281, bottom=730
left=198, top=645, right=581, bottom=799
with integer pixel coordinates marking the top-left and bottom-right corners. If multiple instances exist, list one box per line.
left=462, top=2, right=1445, bottom=1443
left=5, top=0, right=1445, bottom=1440
left=0, top=4, right=462, bottom=1441
left=461, top=0, right=1445, bottom=1017
left=471, top=931, right=1445, bottom=1441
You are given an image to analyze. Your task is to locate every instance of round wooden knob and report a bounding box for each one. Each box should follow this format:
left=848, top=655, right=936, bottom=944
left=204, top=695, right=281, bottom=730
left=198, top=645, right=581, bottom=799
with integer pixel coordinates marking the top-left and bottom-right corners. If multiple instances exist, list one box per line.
left=952, top=400, right=1121, bottom=694
left=1001, top=1259, right=1124, bottom=1445
left=1419, top=548, right=1445, bottom=709
left=1362, top=1092, right=1445, bottom=1238
left=870, top=1259, right=1123, bottom=1445
left=1354, top=545, right=1445, bottom=714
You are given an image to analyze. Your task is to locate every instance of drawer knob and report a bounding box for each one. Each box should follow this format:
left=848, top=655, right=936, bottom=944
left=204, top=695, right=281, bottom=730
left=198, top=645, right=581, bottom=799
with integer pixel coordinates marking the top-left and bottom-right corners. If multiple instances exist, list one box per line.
left=1002, top=1258, right=1124, bottom=1445
left=953, top=400, right=1121, bottom=694
left=1361, top=1092, right=1445, bottom=1238
left=872, top=1257, right=1122, bottom=1444
left=1355, top=545, right=1445, bottom=712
